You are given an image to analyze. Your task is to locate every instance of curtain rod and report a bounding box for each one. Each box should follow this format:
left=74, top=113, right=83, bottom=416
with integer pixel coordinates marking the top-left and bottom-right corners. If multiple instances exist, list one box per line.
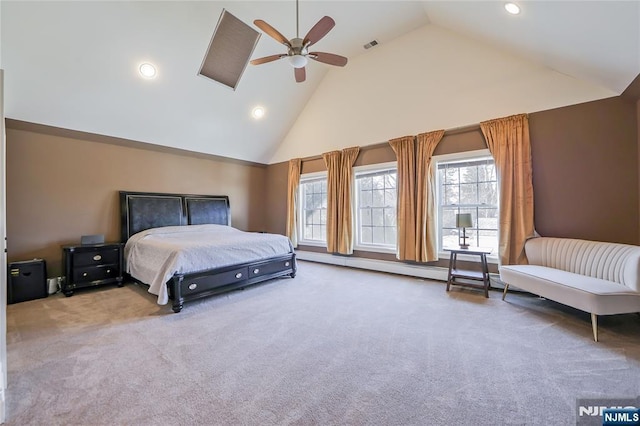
left=299, top=123, right=482, bottom=163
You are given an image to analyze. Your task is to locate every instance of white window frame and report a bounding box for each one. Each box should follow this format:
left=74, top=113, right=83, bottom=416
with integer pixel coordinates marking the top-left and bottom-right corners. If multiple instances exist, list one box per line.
left=353, top=161, right=398, bottom=254
left=297, top=171, right=328, bottom=247
left=434, top=149, right=499, bottom=264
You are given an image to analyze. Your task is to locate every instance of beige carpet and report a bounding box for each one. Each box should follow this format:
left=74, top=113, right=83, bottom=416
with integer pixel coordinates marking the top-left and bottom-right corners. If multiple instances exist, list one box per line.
left=6, top=260, right=640, bottom=425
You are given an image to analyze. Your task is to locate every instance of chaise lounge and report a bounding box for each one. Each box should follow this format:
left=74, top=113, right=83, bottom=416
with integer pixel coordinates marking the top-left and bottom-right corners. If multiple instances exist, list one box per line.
left=500, top=237, right=640, bottom=341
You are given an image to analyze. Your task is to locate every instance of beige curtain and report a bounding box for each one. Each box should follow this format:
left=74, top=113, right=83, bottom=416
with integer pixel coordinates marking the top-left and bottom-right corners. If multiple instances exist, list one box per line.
left=480, top=114, right=535, bottom=265
left=286, top=158, right=302, bottom=247
left=323, top=151, right=342, bottom=253
left=323, top=148, right=360, bottom=254
left=338, top=147, right=360, bottom=254
left=389, top=136, right=416, bottom=261
left=416, top=130, right=445, bottom=262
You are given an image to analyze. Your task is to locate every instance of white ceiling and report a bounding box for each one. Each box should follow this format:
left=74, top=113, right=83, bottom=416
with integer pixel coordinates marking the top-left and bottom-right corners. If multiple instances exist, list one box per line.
left=2, top=1, right=639, bottom=164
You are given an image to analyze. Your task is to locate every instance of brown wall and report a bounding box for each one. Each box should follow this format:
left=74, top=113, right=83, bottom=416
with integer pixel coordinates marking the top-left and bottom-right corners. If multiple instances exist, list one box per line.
left=528, top=96, right=638, bottom=244
left=264, top=94, right=640, bottom=265
left=10, top=89, right=638, bottom=278
left=6, top=124, right=267, bottom=276
left=264, top=161, right=288, bottom=235
left=621, top=73, right=640, bottom=243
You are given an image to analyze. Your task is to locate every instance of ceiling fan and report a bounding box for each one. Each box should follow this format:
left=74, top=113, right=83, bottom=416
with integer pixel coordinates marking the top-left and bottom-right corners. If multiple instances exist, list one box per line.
left=250, top=0, right=348, bottom=83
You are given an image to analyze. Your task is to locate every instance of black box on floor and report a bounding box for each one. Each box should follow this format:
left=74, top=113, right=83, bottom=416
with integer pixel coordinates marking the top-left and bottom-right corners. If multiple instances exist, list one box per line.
left=8, top=259, right=48, bottom=304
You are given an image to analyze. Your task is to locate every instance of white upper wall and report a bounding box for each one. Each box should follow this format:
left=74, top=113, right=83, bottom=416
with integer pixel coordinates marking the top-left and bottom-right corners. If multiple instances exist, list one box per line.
left=269, top=24, right=618, bottom=164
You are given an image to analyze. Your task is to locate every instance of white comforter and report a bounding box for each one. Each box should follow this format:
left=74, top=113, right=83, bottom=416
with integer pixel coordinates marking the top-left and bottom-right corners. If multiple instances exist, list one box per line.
left=124, top=224, right=293, bottom=305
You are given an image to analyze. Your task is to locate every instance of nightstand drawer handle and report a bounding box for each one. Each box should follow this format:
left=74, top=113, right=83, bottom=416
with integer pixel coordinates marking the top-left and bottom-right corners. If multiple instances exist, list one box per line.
left=93, top=255, right=102, bottom=261
left=253, top=268, right=259, bottom=274
left=83, top=272, right=88, bottom=277
left=188, top=283, right=197, bottom=290
left=235, top=272, right=243, bottom=279
left=285, top=262, right=290, bottom=267
left=106, top=269, right=111, bottom=274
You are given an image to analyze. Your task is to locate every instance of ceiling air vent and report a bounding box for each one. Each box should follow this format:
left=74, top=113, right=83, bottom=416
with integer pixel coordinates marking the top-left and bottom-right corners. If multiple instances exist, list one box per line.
left=198, top=9, right=261, bottom=91
left=364, top=40, right=379, bottom=50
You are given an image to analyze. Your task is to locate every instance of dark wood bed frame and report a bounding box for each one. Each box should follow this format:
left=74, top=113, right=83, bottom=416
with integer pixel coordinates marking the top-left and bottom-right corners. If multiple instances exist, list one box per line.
left=120, top=191, right=296, bottom=312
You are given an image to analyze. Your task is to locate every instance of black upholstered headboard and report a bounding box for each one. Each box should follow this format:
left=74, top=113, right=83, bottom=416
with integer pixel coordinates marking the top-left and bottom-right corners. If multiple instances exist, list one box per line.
left=119, top=191, right=231, bottom=242
left=184, top=196, right=230, bottom=226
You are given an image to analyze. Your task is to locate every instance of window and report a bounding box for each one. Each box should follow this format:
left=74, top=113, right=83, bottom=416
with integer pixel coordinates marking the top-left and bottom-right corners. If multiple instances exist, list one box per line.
left=436, top=152, right=499, bottom=254
left=354, top=164, right=397, bottom=251
left=298, top=174, right=327, bottom=245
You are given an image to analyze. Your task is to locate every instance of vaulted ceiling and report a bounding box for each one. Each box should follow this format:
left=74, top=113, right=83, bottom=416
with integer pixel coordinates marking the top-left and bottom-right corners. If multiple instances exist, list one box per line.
left=2, top=1, right=639, bottom=164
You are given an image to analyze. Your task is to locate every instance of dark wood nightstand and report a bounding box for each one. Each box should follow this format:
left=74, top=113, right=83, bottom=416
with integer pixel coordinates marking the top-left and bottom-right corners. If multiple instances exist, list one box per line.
left=445, top=247, right=492, bottom=298
left=61, top=243, right=124, bottom=297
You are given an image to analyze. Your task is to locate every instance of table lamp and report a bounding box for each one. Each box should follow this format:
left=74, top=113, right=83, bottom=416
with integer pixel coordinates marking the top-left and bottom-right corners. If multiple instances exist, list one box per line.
left=456, top=213, right=473, bottom=249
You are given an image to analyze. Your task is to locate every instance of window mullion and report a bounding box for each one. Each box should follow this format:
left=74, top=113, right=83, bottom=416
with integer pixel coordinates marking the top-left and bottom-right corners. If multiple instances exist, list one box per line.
left=436, top=155, right=498, bottom=254
left=354, top=168, right=397, bottom=251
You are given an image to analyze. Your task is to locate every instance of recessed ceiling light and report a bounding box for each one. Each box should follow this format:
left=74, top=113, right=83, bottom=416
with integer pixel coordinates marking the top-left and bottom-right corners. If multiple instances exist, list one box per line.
left=252, top=106, right=265, bottom=119
left=504, top=2, right=521, bottom=15
left=139, top=63, right=157, bottom=79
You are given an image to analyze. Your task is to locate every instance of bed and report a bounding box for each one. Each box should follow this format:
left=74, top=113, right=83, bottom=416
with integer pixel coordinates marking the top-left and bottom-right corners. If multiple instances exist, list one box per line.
left=120, top=191, right=296, bottom=312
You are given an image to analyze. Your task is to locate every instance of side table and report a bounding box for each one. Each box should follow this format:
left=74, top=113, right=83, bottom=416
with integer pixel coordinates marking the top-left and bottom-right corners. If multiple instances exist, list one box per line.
left=445, top=247, right=492, bottom=298
left=61, top=242, right=124, bottom=297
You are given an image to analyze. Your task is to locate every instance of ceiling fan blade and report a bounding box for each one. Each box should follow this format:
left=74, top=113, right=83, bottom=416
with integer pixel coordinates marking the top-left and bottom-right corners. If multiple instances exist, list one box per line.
left=294, top=67, right=306, bottom=83
left=250, top=54, right=286, bottom=66
left=303, top=16, right=335, bottom=47
left=309, top=52, right=348, bottom=67
left=254, top=20, right=291, bottom=47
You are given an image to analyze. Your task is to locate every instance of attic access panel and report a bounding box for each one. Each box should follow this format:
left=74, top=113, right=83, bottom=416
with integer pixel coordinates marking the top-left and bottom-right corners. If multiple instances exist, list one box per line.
left=198, top=9, right=261, bottom=91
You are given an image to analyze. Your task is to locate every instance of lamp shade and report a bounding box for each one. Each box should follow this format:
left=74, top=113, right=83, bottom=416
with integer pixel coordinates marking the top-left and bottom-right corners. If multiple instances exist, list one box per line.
left=456, top=213, right=473, bottom=228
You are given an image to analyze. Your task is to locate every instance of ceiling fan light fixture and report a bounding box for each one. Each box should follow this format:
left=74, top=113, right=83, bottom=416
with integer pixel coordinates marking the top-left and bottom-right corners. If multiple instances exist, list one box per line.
left=288, top=54, right=308, bottom=69
left=504, top=2, right=521, bottom=15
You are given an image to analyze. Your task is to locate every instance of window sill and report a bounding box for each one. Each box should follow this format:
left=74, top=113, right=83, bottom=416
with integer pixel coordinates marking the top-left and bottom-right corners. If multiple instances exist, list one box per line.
left=353, top=245, right=397, bottom=255
left=296, top=250, right=450, bottom=281
left=298, top=240, right=326, bottom=248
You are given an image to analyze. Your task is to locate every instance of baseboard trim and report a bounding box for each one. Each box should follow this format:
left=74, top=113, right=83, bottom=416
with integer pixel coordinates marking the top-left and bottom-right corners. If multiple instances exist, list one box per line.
left=295, top=250, right=450, bottom=281
left=295, top=250, right=505, bottom=289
